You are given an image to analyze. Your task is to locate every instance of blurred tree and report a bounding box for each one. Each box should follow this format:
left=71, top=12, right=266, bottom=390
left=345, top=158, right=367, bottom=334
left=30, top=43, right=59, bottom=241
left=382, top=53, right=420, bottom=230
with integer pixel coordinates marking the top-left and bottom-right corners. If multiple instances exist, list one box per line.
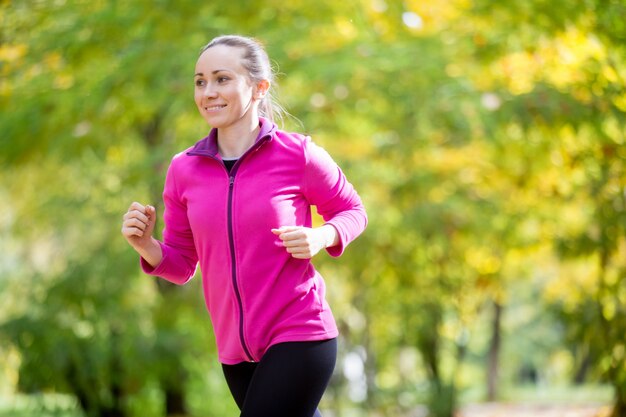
left=1, top=1, right=228, bottom=416
left=2, top=0, right=625, bottom=416
left=463, top=0, right=626, bottom=414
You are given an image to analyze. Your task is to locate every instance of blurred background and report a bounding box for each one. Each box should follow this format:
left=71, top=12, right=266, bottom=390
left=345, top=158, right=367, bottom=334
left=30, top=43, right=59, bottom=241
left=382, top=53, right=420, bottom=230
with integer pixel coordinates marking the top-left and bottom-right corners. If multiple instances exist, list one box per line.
left=1, top=0, right=625, bottom=416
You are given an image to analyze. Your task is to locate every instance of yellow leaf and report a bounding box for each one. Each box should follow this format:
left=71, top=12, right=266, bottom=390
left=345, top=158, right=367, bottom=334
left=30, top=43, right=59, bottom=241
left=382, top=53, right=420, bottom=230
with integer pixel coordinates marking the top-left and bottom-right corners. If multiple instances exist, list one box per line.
left=0, top=44, right=27, bottom=62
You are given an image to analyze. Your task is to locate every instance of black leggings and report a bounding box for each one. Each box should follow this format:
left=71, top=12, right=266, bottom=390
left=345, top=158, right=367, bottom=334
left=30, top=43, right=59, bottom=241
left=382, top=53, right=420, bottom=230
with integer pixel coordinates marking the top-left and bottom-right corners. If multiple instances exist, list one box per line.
left=221, top=338, right=337, bottom=417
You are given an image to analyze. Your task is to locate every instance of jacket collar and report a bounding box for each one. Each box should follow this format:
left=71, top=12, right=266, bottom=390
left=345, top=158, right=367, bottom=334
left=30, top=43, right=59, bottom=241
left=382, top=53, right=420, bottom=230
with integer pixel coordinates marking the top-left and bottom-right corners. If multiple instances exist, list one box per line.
left=187, top=117, right=277, bottom=158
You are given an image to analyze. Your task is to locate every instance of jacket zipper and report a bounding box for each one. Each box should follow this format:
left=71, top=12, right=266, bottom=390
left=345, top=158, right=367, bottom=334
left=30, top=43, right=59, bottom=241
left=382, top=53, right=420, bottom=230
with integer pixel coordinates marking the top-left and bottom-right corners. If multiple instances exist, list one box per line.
left=227, top=173, right=255, bottom=362
left=188, top=134, right=271, bottom=363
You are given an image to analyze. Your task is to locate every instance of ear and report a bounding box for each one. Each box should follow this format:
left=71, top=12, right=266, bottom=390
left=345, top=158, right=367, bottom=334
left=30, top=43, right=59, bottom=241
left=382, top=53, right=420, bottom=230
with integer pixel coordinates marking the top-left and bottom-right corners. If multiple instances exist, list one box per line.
left=255, top=79, right=270, bottom=99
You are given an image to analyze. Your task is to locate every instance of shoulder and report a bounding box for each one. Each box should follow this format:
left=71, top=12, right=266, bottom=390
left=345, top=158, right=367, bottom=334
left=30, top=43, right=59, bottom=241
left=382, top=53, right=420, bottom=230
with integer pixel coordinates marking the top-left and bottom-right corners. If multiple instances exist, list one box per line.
left=266, top=129, right=312, bottom=164
left=272, top=129, right=310, bottom=147
left=169, top=145, right=193, bottom=164
left=163, top=145, right=198, bottom=180
left=172, top=145, right=195, bottom=161
left=272, top=130, right=337, bottom=168
left=261, top=117, right=313, bottom=151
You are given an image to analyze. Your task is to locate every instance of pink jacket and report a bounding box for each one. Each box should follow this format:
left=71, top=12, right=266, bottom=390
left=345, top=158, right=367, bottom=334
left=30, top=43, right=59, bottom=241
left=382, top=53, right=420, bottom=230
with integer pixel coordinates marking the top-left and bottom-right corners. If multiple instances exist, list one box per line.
left=142, top=118, right=367, bottom=364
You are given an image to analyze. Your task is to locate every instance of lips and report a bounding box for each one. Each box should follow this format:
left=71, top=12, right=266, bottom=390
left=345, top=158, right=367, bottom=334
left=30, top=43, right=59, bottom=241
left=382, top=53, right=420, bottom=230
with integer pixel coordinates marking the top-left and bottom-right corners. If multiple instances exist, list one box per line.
left=204, top=104, right=226, bottom=112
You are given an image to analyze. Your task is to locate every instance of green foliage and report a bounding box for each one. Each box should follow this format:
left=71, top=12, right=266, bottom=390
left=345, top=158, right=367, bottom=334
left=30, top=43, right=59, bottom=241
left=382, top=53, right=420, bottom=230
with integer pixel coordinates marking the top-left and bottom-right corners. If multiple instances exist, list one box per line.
left=1, top=0, right=625, bottom=416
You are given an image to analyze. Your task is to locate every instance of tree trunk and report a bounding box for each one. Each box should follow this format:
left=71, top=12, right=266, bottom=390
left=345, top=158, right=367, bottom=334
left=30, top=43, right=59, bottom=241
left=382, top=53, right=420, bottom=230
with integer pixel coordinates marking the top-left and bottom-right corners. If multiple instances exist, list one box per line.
left=486, top=300, right=502, bottom=401
left=611, top=387, right=626, bottom=417
left=573, top=347, right=590, bottom=385
left=164, top=381, right=187, bottom=416
left=416, top=302, right=456, bottom=417
left=104, top=328, right=127, bottom=417
left=428, top=379, right=455, bottom=417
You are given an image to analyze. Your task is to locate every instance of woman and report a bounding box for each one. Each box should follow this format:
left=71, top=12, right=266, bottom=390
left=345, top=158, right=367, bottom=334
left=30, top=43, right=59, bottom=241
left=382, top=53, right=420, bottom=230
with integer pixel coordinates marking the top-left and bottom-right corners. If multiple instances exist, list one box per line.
left=121, top=35, right=367, bottom=417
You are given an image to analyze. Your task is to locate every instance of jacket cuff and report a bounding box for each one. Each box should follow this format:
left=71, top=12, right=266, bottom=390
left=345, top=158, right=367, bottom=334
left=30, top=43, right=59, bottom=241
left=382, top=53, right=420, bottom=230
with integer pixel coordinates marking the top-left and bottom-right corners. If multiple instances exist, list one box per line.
left=324, top=222, right=346, bottom=257
left=140, top=241, right=168, bottom=275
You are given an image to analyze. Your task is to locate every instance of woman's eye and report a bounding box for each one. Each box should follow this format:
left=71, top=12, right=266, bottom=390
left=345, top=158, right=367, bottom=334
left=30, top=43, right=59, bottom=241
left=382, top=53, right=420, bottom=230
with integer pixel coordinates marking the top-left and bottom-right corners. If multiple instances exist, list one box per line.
left=217, top=76, right=229, bottom=83
left=195, top=79, right=205, bottom=87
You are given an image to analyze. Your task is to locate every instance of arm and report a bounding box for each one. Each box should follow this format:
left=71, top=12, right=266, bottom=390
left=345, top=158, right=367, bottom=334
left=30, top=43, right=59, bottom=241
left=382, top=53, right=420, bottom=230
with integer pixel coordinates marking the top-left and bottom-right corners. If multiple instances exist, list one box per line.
left=271, top=137, right=367, bottom=259
left=302, top=137, right=368, bottom=257
left=122, top=159, right=198, bottom=284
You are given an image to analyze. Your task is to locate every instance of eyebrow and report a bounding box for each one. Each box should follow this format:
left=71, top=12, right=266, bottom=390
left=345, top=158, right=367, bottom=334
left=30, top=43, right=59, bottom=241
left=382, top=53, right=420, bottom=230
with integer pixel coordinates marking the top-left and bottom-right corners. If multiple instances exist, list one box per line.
left=194, top=70, right=230, bottom=77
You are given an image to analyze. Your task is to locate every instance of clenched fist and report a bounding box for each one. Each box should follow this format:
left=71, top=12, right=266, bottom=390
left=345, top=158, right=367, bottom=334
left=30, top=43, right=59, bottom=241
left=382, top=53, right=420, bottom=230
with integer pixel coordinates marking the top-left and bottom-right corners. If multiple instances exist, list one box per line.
left=271, top=225, right=338, bottom=259
left=121, top=202, right=162, bottom=267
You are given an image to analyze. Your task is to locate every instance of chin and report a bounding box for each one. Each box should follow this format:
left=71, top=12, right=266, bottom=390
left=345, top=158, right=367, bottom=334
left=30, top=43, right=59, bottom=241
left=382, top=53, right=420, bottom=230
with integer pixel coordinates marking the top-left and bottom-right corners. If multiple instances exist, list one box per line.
left=202, top=115, right=226, bottom=128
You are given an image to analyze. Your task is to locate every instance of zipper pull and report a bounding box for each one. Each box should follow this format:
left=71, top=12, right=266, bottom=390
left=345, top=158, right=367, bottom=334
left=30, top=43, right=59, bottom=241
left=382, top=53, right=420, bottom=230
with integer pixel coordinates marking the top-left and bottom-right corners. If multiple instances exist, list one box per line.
left=229, top=176, right=235, bottom=187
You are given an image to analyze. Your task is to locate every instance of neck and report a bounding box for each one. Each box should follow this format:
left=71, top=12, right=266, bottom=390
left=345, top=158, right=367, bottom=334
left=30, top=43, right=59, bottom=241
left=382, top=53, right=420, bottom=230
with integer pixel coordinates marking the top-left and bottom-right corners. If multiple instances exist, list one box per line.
left=217, top=115, right=260, bottom=158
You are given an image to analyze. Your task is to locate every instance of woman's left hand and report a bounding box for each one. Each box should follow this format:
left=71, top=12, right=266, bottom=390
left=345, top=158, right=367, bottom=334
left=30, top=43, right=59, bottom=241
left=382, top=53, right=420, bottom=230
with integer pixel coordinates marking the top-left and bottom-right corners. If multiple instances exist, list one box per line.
left=271, top=225, right=338, bottom=259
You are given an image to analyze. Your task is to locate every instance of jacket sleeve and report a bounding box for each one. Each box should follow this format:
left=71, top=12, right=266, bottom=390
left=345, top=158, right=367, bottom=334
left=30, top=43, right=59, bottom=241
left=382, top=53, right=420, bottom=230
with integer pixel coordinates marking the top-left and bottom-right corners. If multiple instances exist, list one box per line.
left=303, top=137, right=368, bottom=257
left=140, top=157, right=199, bottom=284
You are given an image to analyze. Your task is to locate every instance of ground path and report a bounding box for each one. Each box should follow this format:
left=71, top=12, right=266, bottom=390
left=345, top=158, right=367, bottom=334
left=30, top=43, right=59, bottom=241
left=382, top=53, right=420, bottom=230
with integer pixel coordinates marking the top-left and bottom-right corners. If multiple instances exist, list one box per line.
left=457, top=403, right=611, bottom=417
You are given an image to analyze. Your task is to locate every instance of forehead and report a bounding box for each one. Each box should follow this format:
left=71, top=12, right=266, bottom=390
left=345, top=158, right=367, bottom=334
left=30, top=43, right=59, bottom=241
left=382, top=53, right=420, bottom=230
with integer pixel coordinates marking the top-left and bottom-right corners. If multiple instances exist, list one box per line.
left=195, top=45, right=247, bottom=74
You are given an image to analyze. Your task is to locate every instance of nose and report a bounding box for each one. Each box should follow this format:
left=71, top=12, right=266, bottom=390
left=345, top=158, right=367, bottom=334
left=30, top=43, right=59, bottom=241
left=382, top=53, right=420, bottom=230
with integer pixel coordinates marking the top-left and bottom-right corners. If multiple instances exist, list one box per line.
left=202, top=84, right=218, bottom=99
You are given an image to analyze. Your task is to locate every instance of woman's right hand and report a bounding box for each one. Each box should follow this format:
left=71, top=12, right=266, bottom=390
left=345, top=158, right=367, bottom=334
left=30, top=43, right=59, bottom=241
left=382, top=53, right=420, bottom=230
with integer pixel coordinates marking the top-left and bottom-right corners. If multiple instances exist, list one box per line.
left=122, top=202, right=156, bottom=246
left=121, top=202, right=162, bottom=267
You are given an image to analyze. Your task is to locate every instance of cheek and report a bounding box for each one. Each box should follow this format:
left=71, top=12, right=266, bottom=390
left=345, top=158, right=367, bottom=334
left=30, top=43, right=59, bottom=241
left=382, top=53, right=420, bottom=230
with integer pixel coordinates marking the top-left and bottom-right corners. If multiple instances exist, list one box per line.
left=235, top=81, right=254, bottom=99
left=194, top=91, right=203, bottom=106
left=237, top=87, right=255, bottom=104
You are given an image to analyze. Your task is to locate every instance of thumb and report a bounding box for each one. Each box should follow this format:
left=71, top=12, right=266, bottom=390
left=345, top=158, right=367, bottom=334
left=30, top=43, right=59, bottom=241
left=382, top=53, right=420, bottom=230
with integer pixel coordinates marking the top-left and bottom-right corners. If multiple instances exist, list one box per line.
left=145, top=205, right=157, bottom=231
left=272, top=226, right=301, bottom=235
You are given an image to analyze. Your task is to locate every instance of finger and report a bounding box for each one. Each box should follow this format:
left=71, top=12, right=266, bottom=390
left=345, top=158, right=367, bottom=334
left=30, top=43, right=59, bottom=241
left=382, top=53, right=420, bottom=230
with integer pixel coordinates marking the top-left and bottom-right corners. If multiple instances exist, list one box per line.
left=272, top=226, right=302, bottom=236
left=122, top=226, right=145, bottom=238
left=286, top=246, right=308, bottom=255
left=278, top=230, right=308, bottom=242
left=122, top=211, right=150, bottom=225
left=128, top=201, right=146, bottom=213
left=124, top=210, right=150, bottom=225
left=282, top=238, right=307, bottom=248
left=124, top=217, right=148, bottom=231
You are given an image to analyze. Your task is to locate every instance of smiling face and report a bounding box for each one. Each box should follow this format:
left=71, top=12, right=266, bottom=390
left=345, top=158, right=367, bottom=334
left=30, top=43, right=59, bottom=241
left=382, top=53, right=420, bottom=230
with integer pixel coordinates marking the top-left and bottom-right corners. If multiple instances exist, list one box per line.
left=194, top=45, right=261, bottom=130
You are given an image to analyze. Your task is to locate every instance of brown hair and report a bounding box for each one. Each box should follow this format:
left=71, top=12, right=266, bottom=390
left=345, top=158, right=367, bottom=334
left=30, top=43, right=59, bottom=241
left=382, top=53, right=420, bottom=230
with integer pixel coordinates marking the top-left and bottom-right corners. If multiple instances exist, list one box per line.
left=200, top=35, right=285, bottom=124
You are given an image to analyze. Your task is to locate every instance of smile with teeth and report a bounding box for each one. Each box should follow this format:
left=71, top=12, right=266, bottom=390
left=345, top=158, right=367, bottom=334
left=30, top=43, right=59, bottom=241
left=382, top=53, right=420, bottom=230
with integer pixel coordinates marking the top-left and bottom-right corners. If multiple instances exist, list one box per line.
left=205, top=104, right=226, bottom=111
